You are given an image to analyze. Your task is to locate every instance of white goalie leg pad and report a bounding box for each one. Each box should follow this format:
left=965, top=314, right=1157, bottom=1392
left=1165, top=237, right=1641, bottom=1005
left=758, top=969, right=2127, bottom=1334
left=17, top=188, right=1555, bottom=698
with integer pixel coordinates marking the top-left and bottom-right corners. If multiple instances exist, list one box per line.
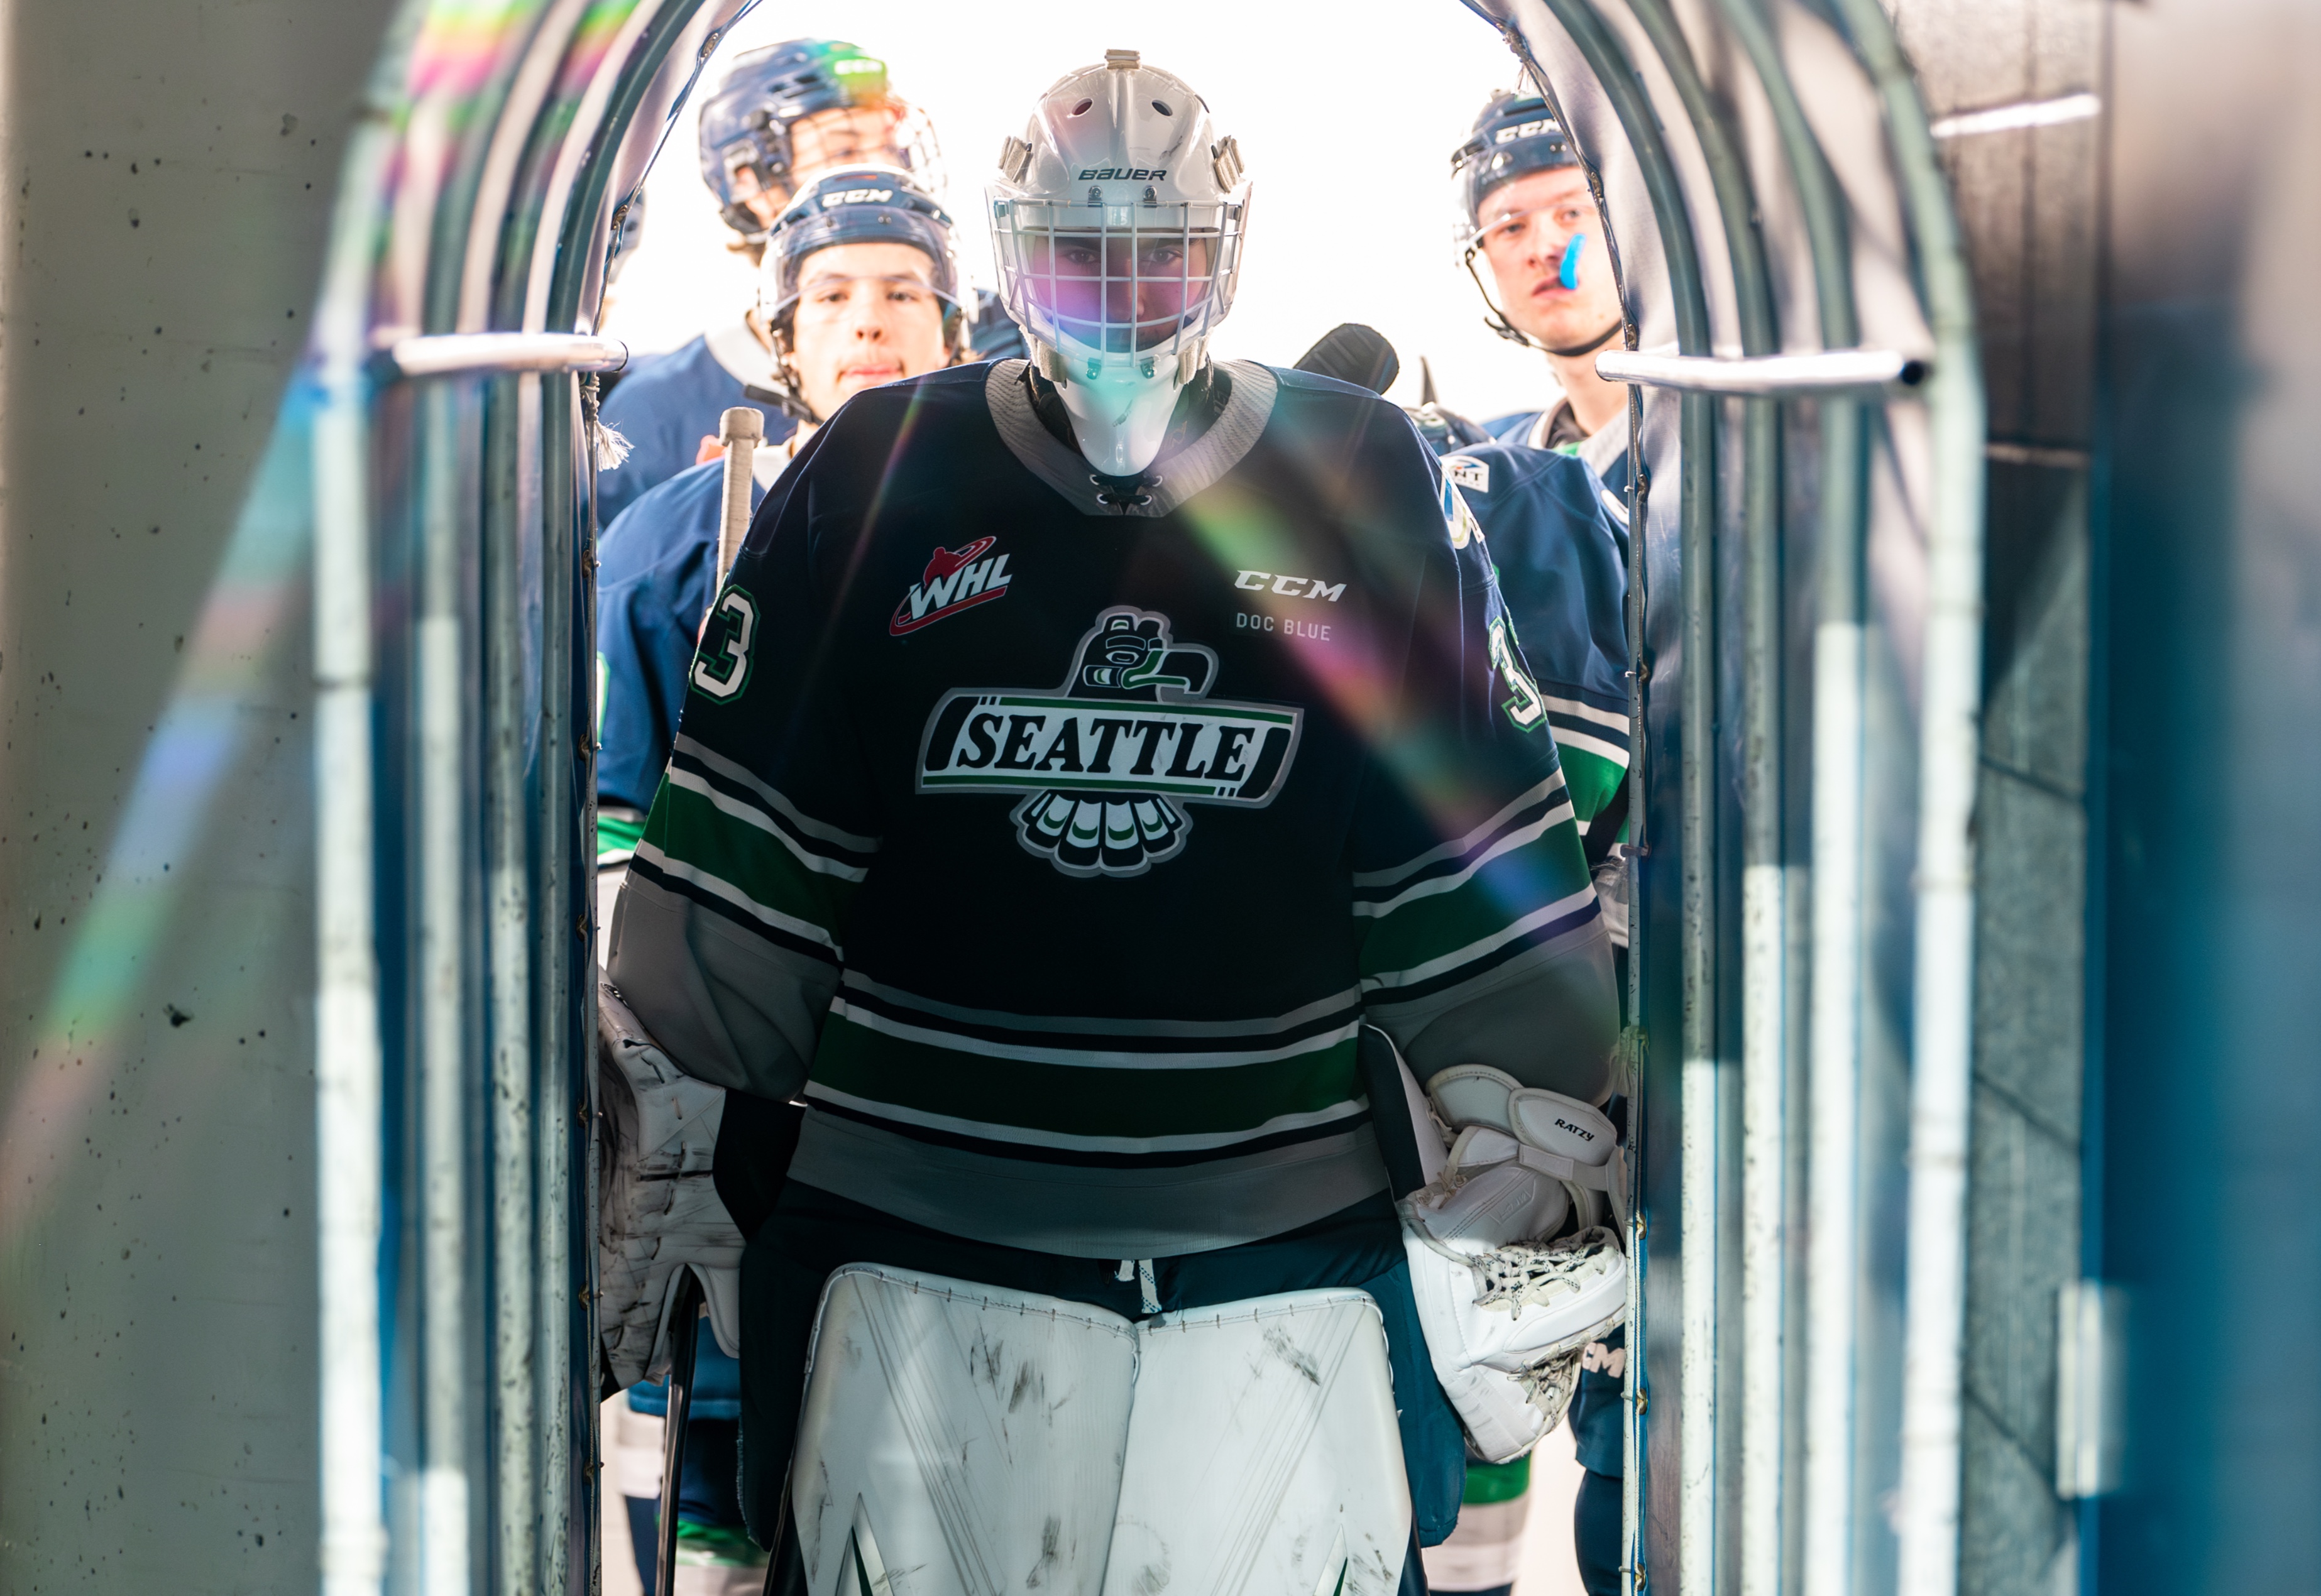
left=790, top=1267, right=1139, bottom=1596
left=1402, top=1224, right=1627, bottom=1463
left=1106, top=1292, right=1412, bottom=1596
left=789, top=1269, right=1412, bottom=1596
left=597, top=978, right=745, bottom=1387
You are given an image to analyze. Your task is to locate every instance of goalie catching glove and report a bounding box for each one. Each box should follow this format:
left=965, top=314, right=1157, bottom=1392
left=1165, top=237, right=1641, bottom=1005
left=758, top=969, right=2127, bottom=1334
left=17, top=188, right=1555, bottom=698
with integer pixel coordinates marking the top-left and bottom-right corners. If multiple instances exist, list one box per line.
left=1394, top=1059, right=1629, bottom=1463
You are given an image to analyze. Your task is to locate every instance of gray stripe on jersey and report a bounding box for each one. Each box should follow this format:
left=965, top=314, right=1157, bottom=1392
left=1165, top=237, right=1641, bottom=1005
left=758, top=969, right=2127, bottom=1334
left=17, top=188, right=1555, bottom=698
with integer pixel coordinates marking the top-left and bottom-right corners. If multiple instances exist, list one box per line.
left=671, top=733, right=882, bottom=855
left=838, top=969, right=1363, bottom=1039
left=1364, top=917, right=1618, bottom=1101
left=1349, top=772, right=1569, bottom=890
left=606, top=872, right=835, bottom=1100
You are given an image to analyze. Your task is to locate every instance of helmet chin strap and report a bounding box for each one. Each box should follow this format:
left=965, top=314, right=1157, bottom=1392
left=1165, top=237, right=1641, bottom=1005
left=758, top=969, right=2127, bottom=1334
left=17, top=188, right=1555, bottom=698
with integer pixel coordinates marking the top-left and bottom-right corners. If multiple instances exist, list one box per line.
left=1463, top=252, right=1626, bottom=362
left=741, top=310, right=820, bottom=426
left=743, top=355, right=821, bottom=428
left=1544, top=320, right=1625, bottom=361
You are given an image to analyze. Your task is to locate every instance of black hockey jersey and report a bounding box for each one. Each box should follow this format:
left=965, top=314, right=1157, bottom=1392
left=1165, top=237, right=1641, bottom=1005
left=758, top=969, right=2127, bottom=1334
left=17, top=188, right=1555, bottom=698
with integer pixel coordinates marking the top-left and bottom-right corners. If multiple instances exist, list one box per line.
left=607, top=359, right=1616, bottom=1257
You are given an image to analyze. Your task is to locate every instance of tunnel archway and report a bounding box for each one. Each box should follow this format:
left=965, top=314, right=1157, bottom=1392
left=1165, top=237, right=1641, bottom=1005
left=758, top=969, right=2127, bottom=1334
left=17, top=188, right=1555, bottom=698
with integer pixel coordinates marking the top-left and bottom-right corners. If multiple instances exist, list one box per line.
left=305, top=2, right=1982, bottom=1592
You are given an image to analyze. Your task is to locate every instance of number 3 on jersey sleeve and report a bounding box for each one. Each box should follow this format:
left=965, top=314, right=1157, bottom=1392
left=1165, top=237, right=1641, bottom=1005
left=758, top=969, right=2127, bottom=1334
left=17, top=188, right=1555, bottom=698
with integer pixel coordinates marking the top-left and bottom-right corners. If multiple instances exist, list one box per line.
left=1486, top=616, right=1549, bottom=732
left=691, top=588, right=758, bottom=702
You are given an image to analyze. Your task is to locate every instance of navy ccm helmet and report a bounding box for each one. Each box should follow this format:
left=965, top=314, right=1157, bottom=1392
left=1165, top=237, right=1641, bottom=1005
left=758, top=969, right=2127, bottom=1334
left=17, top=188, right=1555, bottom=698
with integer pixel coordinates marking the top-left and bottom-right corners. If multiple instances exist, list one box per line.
left=696, top=40, right=942, bottom=236
left=755, top=167, right=970, bottom=412
left=1451, top=91, right=1579, bottom=238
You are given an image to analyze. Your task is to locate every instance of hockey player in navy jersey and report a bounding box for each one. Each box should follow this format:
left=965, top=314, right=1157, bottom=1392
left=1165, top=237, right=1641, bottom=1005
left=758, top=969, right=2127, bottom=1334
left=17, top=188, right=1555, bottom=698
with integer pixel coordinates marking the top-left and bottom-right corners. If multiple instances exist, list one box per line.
left=593, top=166, right=973, bottom=1594
left=1428, top=96, right=1635, bottom=854
left=1424, top=442, right=1630, bottom=861
left=605, top=54, right=1622, bottom=1588
left=596, top=167, right=973, bottom=868
left=1417, top=93, right=1640, bottom=1596
left=598, top=40, right=1023, bottom=523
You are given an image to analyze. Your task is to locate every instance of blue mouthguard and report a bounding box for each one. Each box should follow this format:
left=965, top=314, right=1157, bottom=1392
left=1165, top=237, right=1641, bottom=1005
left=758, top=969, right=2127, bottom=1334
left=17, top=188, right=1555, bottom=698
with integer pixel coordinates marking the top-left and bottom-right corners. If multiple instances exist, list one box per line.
left=1560, top=232, right=1587, bottom=291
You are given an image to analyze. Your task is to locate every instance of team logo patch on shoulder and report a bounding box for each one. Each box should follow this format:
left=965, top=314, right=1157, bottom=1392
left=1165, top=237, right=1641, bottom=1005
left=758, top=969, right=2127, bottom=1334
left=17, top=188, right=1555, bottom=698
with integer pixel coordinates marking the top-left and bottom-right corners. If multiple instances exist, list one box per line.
left=916, top=607, right=1303, bottom=878
left=1446, top=454, right=1491, bottom=494
left=890, top=537, right=1012, bottom=635
left=1441, top=476, right=1484, bottom=550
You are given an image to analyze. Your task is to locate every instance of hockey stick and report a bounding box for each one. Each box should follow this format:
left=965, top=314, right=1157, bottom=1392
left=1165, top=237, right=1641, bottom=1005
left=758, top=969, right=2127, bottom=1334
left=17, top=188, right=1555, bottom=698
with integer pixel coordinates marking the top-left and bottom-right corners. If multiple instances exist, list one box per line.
left=715, top=405, right=764, bottom=593
left=656, top=1269, right=707, bottom=1596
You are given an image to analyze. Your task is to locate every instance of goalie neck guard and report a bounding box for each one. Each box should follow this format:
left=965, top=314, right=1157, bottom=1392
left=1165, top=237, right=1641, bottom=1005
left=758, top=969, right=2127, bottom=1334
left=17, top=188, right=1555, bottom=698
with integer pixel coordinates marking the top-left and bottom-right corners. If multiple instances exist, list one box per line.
left=986, top=50, right=1250, bottom=478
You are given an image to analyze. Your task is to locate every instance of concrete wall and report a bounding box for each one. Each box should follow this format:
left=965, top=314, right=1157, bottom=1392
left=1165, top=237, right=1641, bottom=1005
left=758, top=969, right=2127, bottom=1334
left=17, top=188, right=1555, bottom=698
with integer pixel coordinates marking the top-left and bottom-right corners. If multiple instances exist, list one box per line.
left=0, top=1, right=397, bottom=1587
left=1892, top=1, right=2321, bottom=1589
left=2095, top=2, right=2321, bottom=1588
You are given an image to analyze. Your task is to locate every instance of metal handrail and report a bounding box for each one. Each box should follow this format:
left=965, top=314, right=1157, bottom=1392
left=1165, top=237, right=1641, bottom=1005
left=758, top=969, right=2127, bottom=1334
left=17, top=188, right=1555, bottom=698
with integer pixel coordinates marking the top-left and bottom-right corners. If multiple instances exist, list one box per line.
left=1508, top=5, right=1984, bottom=1595
left=1698, top=5, right=1880, bottom=1591
left=381, top=331, right=629, bottom=379
left=1595, top=347, right=1929, bottom=395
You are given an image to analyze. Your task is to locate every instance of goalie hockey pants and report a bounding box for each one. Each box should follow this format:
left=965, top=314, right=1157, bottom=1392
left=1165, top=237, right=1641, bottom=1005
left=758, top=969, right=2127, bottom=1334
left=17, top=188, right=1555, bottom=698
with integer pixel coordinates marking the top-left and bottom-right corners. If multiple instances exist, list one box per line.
left=737, top=1180, right=1466, bottom=1563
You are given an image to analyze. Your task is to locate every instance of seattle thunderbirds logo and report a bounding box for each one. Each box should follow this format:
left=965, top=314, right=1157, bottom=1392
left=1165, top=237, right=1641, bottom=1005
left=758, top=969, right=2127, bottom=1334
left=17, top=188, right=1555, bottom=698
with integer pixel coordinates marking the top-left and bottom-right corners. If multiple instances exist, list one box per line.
left=916, top=608, right=1303, bottom=878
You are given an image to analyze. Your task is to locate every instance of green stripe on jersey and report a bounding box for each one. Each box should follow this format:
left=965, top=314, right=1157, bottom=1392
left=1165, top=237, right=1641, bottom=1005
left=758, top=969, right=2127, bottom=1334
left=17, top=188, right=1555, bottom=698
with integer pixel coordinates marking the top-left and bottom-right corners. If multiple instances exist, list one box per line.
left=1462, top=1456, right=1534, bottom=1504
left=1559, top=743, right=1626, bottom=831
left=641, top=771, right=860, bottom=940
left=1358, top=816, right=1592, bottom=980
left=596, top=809, right=645, bottom=861
left=809, top=1012, right=1360, bottom=1142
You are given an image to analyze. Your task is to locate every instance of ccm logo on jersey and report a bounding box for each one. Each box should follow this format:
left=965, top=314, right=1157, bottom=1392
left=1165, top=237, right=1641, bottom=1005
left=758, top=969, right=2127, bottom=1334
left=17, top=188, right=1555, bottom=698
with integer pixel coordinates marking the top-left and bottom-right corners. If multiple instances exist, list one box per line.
left=1233, top=571, right=1346, bottom=602
left=1077, top=167, right=1167, bottom=182
left=890, top=537, right=1012, bottom=635
left=822, top=187, right=894, bottom=207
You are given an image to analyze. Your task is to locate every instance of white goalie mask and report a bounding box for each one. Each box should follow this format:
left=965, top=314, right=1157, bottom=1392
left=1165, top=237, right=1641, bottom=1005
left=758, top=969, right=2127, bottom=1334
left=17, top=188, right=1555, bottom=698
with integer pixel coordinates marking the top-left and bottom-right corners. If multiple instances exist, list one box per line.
left=987, top=51, right=1250, bottom=476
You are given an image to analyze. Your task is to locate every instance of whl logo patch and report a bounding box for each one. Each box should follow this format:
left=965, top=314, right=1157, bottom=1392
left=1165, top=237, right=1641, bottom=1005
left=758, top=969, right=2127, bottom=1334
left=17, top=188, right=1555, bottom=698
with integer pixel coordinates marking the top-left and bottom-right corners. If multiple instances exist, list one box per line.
left=916, top=607, right=1303, bottom=878
left=890, top=537, right=1012, bottom=635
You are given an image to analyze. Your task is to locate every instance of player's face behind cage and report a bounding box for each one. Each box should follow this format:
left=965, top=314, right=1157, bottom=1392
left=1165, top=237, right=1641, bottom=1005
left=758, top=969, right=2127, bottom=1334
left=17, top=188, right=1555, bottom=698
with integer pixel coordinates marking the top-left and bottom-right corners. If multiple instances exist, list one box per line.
left=1020, top=229, right=1215, bottom=354
left=996, top=203, right=1236, bottom=360
left=724, top=104, right=941, bottom=232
